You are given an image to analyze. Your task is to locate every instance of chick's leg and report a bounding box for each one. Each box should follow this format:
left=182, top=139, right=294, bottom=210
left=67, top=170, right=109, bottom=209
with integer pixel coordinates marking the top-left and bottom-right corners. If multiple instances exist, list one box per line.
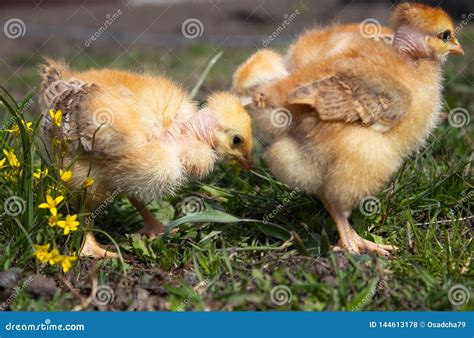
left=324, top=202, right=361, bottom=254
left=129, top=197, right=165, bottom=239
left=80, top=231, right=119, bottom=259
left=324, top=201, right=396, bottom=257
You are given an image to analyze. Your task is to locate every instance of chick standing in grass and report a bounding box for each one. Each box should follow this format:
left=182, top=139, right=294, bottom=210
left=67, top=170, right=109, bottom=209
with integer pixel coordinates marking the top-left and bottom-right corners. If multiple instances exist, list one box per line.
left=233, top=3, right=464, bottom=256
left=39, top=60, right=252, bottom=258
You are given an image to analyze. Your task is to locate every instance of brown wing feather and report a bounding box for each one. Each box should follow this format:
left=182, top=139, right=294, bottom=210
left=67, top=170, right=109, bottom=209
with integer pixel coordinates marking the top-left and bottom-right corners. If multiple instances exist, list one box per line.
left=288, top=71, right=411, bottom=131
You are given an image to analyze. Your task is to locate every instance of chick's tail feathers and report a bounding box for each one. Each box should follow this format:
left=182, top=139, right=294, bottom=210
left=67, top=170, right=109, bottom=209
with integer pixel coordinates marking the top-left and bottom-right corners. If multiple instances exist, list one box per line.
left=39, top=58, right=72, bottom=108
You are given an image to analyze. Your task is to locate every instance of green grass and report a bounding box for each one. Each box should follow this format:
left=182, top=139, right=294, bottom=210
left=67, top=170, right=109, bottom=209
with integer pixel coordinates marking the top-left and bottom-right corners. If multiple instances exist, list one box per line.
left=0, top=42, right=472, bottom=312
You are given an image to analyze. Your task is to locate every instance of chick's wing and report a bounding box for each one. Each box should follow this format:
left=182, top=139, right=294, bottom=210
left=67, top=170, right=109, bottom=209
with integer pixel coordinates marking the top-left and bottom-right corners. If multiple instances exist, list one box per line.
left=288, top=66, right=411, bottom=131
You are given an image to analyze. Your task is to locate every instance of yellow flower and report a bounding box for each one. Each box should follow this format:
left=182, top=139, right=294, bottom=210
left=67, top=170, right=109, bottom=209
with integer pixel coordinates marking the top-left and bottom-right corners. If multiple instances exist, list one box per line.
left=3, top=170, right=18, bottom=183
left=0, top=158, right=5, bottom=170
left=83, top=177, right=94, bottom=188
left=3, top=149, right=20, bottom=170
left=47, top=248, right=61, bottom=265
left=5, top=120, right=33, bottom=136
left=60, top=169, right=73, bottom=182
left=52, top=136, right=62, bottom=148
left=33, top=168, right=49, bottom=180
left=38, top=194, right=64, bottom=216
left=34, top=244, right=51, bottom=264
left=57, top=214, right=80, bottom=235
left=49, top=109, right=62, bottom=127
left=57, top=255, right=78, bottom=273
left=48, top=213, right=62, bottom=227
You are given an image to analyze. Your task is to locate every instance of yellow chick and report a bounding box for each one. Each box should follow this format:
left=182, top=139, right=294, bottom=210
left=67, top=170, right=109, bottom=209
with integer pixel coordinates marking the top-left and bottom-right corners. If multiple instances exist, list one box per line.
left=39, top=60, right=252, bottom=258
left=235, top=3, right=463, bottom=256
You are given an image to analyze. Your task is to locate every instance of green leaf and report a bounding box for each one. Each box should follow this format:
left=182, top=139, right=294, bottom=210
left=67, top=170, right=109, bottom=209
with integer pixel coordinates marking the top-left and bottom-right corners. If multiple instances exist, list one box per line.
left=347, top=279, right=379, bottom=311
left=166, top=209, right=247, bottom=233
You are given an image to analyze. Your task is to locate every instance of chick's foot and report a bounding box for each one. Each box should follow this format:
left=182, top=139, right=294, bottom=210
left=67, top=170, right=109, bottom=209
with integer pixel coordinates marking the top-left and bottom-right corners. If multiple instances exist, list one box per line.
left=80, top=232, right=119, bottom=259
left=136, top=221, right=165, bottom=239
left=335, top=230, right=398, bottom=257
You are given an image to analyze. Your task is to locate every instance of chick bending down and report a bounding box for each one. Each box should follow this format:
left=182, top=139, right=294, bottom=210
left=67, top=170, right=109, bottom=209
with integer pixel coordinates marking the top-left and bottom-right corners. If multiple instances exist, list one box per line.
left=233, top=3, right=463, bottom=256
left=39, top=60, right=252, bottom=258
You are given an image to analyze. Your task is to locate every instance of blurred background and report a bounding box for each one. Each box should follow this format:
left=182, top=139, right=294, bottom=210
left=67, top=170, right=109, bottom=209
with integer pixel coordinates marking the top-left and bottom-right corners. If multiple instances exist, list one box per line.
left=0, top=0, right=473, bottom=105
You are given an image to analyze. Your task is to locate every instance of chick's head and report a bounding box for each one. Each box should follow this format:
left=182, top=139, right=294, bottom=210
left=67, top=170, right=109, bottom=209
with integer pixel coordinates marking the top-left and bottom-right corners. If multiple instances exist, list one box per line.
left=391, top=3, right=463, bottom=60
left=207, top=92, right=253, bottom=170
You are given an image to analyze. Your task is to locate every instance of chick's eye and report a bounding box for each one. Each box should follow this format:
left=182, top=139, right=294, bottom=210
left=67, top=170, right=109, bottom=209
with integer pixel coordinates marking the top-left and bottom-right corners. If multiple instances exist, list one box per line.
left=232, top=135, right=243, bottom=146
left=439, top=30, right=451, bottom=42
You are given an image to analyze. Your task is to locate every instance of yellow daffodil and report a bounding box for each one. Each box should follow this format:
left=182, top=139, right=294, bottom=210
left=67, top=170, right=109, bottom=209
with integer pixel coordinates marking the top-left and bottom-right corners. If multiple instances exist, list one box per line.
left=5, top=120, right=33, bottom=136
left=33, top=244, right=51, bottom=264
left=0, top=158, right=5, bottom=170
left=3, top=149, right=20, bottom=170
left=48, top=213, right=62, bottom=227
left=38, top=194, right=64, bottom=216
left=83, top=177, right=94, bottom=188
left=57, top=214, right=80, bottom=235
left=33, top=168, right=49, bottom=180
left=60, top=169, right=73, bottom=182
left=49, top=109, right=62, bottom=127
left=57, top=255, right=78, bottom=273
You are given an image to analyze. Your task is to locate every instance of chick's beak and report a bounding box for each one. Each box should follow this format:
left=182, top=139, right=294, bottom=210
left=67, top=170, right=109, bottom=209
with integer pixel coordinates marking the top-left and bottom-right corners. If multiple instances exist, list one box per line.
left=450, top=39, right=464, bottom=56
left=237, top=154, right=251, bottom=171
